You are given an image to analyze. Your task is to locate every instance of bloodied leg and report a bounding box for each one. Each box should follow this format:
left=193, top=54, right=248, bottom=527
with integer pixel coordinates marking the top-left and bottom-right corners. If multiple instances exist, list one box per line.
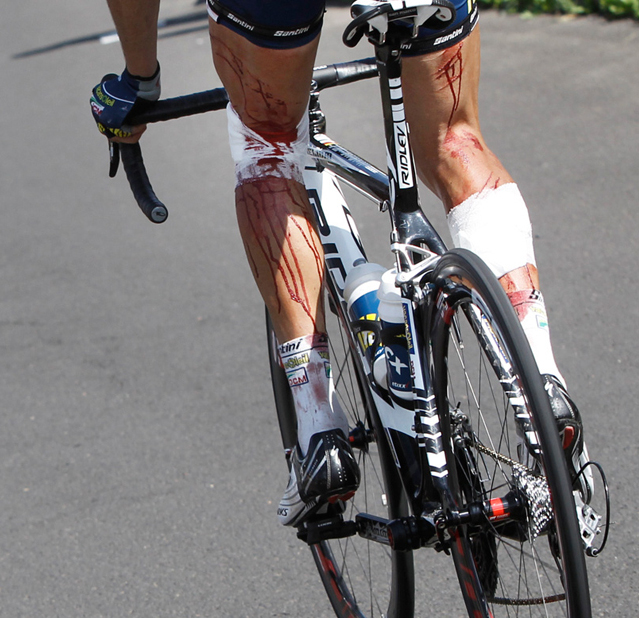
left=403, top=28, right=513, bottom=210
left=210, top=18, right=322, bottom=343
left=209, top=18, right=351, bottom=458
left=402, top=27, right=561, bottom=380
left=209, top=13, right=360, bottom=526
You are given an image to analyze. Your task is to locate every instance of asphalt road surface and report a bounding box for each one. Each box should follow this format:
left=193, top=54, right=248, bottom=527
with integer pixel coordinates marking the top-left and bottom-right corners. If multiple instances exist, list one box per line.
left=2, top=1, right=638, bottom=616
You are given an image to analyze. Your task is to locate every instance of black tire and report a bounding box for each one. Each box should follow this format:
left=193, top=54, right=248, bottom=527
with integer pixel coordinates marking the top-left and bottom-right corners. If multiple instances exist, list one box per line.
left=428, top=249, right=591, bottom=617
left=266, top=291, right=416, bottom=618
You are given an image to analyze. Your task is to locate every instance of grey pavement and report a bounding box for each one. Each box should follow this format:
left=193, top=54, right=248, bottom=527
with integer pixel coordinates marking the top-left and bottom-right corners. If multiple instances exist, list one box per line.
left=1, top=1, right=638, bottom=616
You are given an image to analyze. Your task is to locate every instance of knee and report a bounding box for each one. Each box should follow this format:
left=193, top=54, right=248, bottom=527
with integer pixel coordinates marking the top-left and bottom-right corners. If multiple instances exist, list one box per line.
left=415, top=122, right=510, bottom=209
left=438, top=123, right=486, bottom=163
left=227, top=103, right=310, bottom=186
left=411, top=122, right=481, bottom=200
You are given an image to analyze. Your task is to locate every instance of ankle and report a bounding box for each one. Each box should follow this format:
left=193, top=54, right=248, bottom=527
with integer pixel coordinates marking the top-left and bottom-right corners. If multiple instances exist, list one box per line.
left=506, top=289, right=564, bottom=384
left=278, top=334, right=348, bottom=454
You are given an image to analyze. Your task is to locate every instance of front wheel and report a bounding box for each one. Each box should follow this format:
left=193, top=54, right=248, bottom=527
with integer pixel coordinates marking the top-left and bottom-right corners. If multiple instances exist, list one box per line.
left=428, top=249, right=591, bottom=617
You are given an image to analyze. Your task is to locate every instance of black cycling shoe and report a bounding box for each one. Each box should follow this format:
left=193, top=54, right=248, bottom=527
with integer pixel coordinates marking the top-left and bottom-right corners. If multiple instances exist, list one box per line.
left=542, top=374, right=593, bottom=502
left=277, top=429, right=360, bottom=527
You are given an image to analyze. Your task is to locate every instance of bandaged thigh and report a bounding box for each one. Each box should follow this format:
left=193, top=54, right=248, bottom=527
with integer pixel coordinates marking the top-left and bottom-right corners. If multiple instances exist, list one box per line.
left=226, top=103, right=310, bottom=186
left=446, top=183, right=536, bottom=278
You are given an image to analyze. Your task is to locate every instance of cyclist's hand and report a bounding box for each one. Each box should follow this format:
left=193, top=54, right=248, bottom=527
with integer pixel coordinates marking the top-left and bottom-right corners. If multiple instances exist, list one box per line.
left=89, top=65, right=161, bottom=143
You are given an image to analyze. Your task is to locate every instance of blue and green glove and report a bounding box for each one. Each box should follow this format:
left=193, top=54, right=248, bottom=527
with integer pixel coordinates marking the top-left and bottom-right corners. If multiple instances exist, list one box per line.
left=90, top=64, right=161, bottom=139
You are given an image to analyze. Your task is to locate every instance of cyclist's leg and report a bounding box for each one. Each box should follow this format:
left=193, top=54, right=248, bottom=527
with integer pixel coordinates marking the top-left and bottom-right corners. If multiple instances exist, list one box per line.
left=209, top=20, right=322, bottom=344
left=208, top=13, right=359, bottom=524
left=402, top=27, right=591, bottom=498
left=402, top=29, right=557, bottom=372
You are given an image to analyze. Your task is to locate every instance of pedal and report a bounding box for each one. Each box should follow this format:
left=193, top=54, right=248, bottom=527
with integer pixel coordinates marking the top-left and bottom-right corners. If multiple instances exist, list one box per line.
left=575, top=491, right=602, bottom=553
left=297, top=515, right=358, bottom=545
left=576, top=460, right=611, bottom=557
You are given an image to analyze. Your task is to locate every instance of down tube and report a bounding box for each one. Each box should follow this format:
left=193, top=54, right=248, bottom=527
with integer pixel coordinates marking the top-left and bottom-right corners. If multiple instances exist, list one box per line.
left=303, top=165, right=421, bottom=494
left=303, top=165, right=367, bottom=306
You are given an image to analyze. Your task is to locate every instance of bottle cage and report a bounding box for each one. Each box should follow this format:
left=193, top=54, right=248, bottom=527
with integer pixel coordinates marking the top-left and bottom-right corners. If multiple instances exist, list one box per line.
left=343, top=0, right=457, bottom=47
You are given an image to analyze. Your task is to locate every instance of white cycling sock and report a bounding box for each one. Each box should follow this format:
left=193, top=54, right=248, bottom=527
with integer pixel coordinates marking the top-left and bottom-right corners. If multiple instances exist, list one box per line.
left=447, top=184, right=564, bottom=385
left=507, top=290, right=565, bottom=386
left=278, top=334, right=349, bottom=456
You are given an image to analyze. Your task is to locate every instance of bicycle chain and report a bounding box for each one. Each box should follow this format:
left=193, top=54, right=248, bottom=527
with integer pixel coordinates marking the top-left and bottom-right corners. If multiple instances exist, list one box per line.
left=473, top=440, right=542, bottom=477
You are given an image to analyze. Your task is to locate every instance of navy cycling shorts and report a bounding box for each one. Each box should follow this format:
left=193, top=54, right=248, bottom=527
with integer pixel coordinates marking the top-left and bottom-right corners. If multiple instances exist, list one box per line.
left=207, top=0, right=478, bottom=53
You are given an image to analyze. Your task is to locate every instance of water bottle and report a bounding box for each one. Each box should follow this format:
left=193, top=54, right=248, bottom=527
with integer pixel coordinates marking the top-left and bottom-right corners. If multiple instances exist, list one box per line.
left=377, top=268, right=413, bottom=401
left=344, top=261, right=386, bottom=381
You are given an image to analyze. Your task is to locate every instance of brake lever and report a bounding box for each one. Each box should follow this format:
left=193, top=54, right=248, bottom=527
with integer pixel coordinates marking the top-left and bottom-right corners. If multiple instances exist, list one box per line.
left=108, top=140, right=120, bottom=178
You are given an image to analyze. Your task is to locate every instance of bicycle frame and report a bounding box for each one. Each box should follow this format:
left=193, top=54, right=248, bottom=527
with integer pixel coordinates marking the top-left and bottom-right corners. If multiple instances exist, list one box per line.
left=303, top=37, right=459, bottom=527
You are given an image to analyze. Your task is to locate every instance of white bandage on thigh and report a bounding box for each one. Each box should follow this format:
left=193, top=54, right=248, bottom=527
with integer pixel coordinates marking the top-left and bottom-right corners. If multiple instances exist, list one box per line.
left=226, top=103, right=310, bottom=186
left=447, top=183, right=536, bottom=278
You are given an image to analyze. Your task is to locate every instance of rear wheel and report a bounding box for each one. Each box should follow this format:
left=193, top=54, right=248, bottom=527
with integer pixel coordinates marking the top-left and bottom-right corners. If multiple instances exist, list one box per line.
left=428, top=249, right=592, bottom=617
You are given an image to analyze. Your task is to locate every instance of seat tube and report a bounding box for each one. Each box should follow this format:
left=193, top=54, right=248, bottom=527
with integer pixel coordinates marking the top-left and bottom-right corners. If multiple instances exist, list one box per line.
left=375, top=45, right=421, bottom=222
left=376, top=45, right=455, bottom=509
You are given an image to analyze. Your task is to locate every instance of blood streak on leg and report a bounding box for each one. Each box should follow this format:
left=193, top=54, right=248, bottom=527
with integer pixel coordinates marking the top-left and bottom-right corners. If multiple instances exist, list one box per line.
left=211, top=35, right=294, bottom=132
left=436, top=43, right=464, bottom=128
left=477, top=172, right=501, bottom=193
left=237, top=176, right=324, bottom=329
left=499, top=264, right=540, bottom=321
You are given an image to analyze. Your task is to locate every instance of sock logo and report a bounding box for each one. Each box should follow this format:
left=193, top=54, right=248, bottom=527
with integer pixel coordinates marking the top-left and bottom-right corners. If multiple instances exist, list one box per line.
left=279, top=340, right=303, bottom=356
left=324, top=361, right=332, bottom=379
left=287, top=367, right=309, bottom=387
left=283, top=352, right=310, bottom=370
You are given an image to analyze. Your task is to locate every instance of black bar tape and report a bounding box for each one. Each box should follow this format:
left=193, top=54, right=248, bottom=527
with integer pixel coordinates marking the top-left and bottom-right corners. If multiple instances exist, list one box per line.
left=128, top=88, right=230, bottom=125
left=120, top=143, right=168, bottom=224
left=312, top=58, right=378, bottom=91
